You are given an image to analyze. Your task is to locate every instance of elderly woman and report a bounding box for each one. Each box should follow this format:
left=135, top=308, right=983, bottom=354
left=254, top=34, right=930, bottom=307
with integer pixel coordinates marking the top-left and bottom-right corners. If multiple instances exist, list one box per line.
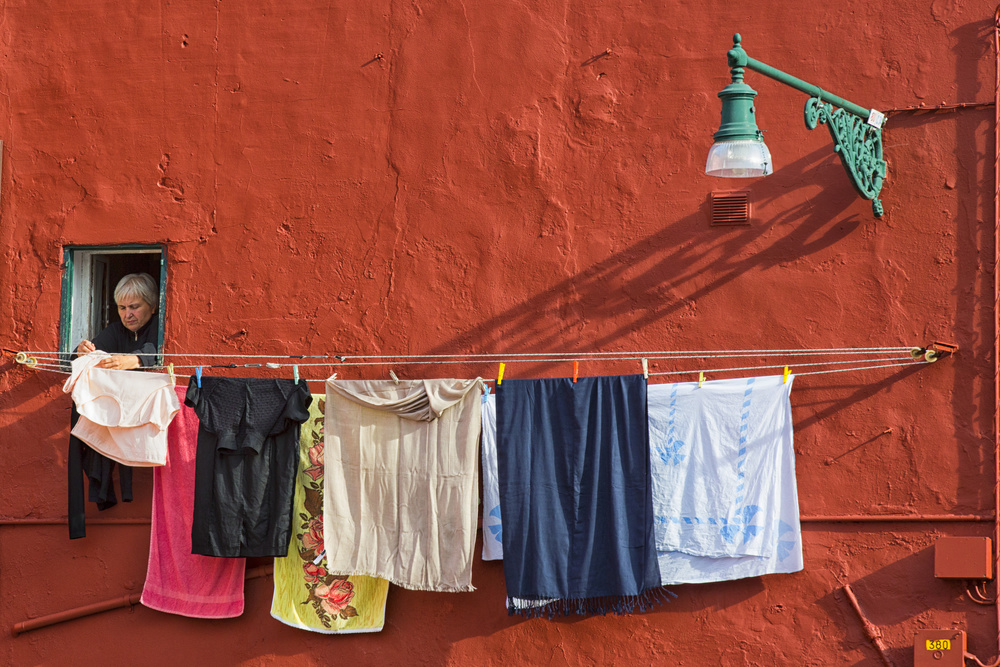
left=68, top=272, right=160, bottom=539
left=75, top=272, right=159, bottom=370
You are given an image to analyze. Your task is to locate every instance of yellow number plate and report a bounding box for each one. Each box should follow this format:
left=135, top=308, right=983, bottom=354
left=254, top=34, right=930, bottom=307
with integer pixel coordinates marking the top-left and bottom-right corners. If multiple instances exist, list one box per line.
left=926, top=639, right=951, bottom=651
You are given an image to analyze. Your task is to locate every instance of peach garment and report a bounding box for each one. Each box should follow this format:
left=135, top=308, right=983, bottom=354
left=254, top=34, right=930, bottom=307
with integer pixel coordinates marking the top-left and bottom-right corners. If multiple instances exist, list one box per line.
left=63, top=351, right=180, bottom=467
left=323, top=378, right=482, bottom=592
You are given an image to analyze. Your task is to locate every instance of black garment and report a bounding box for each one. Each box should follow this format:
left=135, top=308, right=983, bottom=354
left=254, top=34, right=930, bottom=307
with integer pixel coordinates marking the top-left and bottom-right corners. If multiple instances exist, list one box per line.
left=186, top=376, right=312, bottom=557
left=67, top=316, right=158, bottom=539
left=90, top=318, right=159, bottom=368
left=68, top=406, right=134, bottom=539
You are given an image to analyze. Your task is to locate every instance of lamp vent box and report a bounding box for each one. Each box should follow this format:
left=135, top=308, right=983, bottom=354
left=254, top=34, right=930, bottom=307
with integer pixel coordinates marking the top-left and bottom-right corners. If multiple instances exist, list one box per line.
left=934, top=537, right=992, bottom=579
left=913, top=630, right=965, bottom=667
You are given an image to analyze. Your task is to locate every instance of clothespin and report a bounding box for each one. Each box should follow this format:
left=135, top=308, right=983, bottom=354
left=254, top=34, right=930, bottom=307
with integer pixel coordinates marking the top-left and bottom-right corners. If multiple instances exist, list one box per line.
left=480, top=379, right=490, bottom=396
left=389, top=369, right=400, bottom=384
left=698, top=371, right=705, bottom=388
left=168, top=363, right=176, bottom=386
left=783, top=366, right=790, bottom=383
left=572, top=361, right=579, bottom=383
left=196, top=366, right=203, bottom=388
left=293, top=365, right=300, bottom=385
left=641, top=358, right=649, bottom=380
left=312, top=549, right=326, bottom=566
left=497, top=363, right=505, bottom=386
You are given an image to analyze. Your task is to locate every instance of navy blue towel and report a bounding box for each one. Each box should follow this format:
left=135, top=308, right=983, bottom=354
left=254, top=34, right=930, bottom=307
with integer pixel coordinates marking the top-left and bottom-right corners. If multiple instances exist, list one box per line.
left=497, top=375, right=669, bottom=616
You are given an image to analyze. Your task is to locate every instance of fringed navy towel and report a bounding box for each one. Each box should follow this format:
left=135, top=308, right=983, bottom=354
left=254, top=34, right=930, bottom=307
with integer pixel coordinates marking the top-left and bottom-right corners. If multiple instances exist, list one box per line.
left=497, top=375, right=667, bottom=616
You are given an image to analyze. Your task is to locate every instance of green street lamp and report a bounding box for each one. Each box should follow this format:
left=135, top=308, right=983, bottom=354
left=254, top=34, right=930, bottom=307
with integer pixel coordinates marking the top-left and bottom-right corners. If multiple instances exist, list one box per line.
left=707, top=34, right=888, bottom=217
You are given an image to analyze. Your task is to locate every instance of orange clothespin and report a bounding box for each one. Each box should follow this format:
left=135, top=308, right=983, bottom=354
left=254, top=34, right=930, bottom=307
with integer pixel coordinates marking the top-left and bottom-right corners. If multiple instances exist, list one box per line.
left=168, top=363, right=176, bottom=386
left=641, top=358, right=649, bottom=380
left=573, top=361, right=579, bottom=383
left=698, top=371, right=705, bottom=388
left=783, top=366, right=790, bottom=383
left=497, top=363, right=505, bottom=386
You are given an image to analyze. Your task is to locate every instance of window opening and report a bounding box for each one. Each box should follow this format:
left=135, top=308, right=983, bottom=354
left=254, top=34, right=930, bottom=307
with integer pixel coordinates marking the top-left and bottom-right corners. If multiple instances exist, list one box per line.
left=59, top=245, right=167, bottom=363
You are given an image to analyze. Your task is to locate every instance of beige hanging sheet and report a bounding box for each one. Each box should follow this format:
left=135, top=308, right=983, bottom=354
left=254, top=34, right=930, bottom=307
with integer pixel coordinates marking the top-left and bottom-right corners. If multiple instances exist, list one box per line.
left=323, top=378, right=482, bottom=592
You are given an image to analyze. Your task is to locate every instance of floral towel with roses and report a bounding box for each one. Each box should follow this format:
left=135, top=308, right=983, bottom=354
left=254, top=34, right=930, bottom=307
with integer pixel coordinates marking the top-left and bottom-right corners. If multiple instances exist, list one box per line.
left=271, top=396, right=389, bottom=633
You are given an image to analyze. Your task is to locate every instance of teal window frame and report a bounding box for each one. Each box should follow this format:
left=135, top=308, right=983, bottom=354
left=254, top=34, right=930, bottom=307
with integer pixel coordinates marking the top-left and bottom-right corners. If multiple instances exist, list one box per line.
left=59, top=244, right=167, bottom=362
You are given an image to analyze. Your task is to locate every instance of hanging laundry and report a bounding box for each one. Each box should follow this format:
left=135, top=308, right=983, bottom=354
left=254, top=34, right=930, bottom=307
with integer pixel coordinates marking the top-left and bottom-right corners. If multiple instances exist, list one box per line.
left=480, top=392, right=503, bottom=561
left=323, top=378, right=482, bottom=592
left=497, top=375, right=668, bottom=617
left=142, top=386, right=247, bottom=618
left=648, top=375, right=802, bottom=584
left=186, top=376, right=312, bottom=558
left=67, top=404, right=133, bottom=539
left=271, top=395, right=389, bottom=633
left=63, top=351, right=180, bottom=467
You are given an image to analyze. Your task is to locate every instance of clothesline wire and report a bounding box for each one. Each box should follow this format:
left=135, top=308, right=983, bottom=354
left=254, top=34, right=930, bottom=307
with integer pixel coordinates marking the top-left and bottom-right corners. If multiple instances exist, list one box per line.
left=24, top=357, right=930, bottom=382
left=16, top=345, right=918, bottom=361
left=20, top=352, right=921, bottom=373
left=151, top=356, right=919, bottom=372
left=649, top=359, right=927, bottom=377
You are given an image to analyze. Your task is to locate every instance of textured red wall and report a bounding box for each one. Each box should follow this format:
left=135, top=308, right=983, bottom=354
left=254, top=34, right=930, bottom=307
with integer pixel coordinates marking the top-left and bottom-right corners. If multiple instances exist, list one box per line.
left=0, top=0, right=997, bottom=664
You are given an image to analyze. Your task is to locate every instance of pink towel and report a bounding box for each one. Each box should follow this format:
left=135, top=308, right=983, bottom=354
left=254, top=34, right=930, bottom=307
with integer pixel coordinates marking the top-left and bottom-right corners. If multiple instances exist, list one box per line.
left=141, top=386, right=246, bottom=618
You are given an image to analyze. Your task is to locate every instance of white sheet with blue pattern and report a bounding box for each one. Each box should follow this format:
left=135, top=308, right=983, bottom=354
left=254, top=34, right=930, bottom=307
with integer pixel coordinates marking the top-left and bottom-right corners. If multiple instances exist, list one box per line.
left=648, top=375, right=802, bottom=584
left=480, top=393, right=503, bottom=560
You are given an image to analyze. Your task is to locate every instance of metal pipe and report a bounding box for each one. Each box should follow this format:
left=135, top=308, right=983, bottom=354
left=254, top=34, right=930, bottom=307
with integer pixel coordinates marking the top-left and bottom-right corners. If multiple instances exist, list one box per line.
left=744, top=56, right=872, bottom=120
left=11, top=565, right=273, bottom=636
left=994, top=6, right=1000, bottom=663
left=842, top=584, right=894, bottom=667
left=11, top=592, right=143, bottom=637
left=0, top=518, right=151, bottom=526
left=801, top=514, right=993, bottom=523
left=884, top=101, right=993, bottom=116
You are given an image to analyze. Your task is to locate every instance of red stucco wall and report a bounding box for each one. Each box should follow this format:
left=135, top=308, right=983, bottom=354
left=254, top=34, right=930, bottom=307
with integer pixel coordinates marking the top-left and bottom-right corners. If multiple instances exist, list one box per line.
left=1, top=1, right=997, bottom=664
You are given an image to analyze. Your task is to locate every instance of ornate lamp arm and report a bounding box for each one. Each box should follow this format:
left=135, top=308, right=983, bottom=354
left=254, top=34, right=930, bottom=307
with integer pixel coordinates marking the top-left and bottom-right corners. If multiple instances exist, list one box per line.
left=727, top=34, right=888, bottom=217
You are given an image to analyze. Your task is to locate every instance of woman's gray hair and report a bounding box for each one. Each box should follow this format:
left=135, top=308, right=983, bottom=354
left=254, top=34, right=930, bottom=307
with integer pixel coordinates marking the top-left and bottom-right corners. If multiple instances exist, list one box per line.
left=114, top=273, right=158, bottom=312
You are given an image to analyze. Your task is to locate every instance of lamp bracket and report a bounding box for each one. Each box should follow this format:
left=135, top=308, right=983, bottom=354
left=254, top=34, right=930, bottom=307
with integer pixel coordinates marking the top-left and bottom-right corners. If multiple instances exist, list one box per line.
left=804, top=97, right=887, bottom=217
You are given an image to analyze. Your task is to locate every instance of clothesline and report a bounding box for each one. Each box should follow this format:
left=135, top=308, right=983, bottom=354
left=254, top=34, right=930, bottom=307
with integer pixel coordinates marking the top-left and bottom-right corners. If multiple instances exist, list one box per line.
left=16, top=348, right=936, bottom=382
left=17, top=345, right=917, bottom=360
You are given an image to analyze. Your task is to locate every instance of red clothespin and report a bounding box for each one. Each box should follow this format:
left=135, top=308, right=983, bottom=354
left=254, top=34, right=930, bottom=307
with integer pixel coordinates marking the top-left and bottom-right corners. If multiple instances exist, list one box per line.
left=573, top=361, right=579, bottom=383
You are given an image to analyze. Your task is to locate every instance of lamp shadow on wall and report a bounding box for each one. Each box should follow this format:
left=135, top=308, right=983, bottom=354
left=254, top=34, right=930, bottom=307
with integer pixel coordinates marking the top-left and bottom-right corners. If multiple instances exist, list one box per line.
left=426, top=144, right=861, bottom=362
left=418, top=144, right=927, bottom=428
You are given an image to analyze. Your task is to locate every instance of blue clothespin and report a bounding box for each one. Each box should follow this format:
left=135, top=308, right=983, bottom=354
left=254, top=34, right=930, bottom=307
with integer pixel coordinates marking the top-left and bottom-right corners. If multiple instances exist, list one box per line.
left=196, top=366, right=203, bottom=388
left=293, top=365, right=299, bottom=385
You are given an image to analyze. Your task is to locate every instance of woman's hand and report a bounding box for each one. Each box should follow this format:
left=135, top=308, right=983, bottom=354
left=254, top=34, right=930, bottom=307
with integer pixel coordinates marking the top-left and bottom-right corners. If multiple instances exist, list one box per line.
left=76, top=340, right=96, bottom=355
left=97, top=355, right=141, bottom=371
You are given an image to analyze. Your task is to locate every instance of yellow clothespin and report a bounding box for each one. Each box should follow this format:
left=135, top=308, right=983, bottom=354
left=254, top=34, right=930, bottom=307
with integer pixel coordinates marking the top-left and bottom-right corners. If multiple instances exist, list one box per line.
left=168, top=363, right=176, bottom=386
left=783, top=366, right=790, bottom=384
left=497, top=363, right=505, bottom=386
left=642, top=358, right=649, bottom=380
left=573, top=361, right=579, bottom=383
left=698, top=371, right=705, bottom=388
